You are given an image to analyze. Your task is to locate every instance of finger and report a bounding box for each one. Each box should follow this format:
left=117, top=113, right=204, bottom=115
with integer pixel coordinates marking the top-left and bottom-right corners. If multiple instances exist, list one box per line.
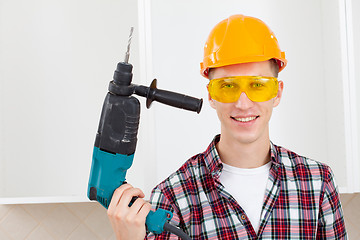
left=137, top=202, right=152, bottom=220
left=126, top=199, right=152, bottom=226
left=128, top=198, right=148, bottom=215
left=110, top=190, right=146, bottom=224
left=118, top=187, right=145, bottom=209
left=108, top=184, right=133, bottom=213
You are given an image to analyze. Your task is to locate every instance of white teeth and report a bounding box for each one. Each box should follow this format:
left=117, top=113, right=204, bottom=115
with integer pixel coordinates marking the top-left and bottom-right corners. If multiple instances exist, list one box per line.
left=234, top=116, right=257, bottom=122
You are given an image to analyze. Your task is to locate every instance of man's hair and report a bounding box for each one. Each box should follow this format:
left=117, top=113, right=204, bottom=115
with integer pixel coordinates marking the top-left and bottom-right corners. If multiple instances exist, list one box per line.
left=270, top=59, right=279, bottom=78
left=208, top=59, right=279, bottom=79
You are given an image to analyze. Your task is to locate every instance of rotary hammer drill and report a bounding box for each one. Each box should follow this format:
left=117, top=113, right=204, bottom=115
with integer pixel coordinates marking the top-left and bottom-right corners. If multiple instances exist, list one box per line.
left=87, top=28, right=202, bottom=239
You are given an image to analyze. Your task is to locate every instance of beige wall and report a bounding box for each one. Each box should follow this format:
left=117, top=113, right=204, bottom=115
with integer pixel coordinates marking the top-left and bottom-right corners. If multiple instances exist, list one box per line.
left=0, top=194, right=359, bottom=239
left=0, top=202, right=114, bottom=240
left=340, top=193, right=360, bottom=239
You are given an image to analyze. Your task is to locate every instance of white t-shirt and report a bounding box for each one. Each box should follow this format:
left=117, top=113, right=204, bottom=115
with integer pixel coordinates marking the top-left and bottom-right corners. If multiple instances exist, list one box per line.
left=219, top=161, right=271, bottom=233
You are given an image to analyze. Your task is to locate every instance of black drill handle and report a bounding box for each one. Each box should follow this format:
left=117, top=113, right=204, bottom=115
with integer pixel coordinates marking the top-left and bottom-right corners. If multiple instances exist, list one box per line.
left=147, top=88, right=202, bottom=113
left=135, top=79, right=203, bottom=113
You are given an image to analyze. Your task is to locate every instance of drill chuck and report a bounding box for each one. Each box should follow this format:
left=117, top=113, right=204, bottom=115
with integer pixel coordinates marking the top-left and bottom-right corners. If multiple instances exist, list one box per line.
left=113, top=62, right=133, bottom=86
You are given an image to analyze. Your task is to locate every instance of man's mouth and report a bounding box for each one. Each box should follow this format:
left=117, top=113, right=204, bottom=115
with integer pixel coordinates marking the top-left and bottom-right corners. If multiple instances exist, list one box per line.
left=231, top=116, right=259, bottom=122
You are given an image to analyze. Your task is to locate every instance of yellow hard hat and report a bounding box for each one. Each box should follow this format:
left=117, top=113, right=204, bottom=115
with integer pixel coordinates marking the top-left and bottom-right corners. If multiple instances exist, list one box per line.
left=200, top=14, right=287, bottom=78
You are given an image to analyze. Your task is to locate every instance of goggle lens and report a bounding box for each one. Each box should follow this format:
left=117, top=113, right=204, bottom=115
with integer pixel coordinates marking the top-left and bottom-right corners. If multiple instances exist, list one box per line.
left=208, top=76, right=279, bottom=103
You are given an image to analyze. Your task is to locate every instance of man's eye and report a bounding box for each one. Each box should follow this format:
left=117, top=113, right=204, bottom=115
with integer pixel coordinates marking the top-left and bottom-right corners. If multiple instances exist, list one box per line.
left=252, top=82, right=263, bottom=88
left=222, top=83, right=234, bottom=89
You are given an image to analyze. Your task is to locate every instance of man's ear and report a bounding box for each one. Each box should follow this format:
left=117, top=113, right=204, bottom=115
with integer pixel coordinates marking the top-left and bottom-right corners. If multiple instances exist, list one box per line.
left=273, top=80, right=284, bottom=107
left=207, top=84, right=216, bottom=109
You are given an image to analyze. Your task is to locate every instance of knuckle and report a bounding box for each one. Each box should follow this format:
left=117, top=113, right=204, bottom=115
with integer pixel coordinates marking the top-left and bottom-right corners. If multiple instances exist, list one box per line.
left=125, top=183, right=134, bottom=190
left=130, top=187, right=142, bottom=195
left=134, top=218, right=144, bottom=227
left=135, top=187, right=143, bottom=193
left=107, top=209, right=117, bottom=218
left=126, top=187, right=138, bottom=195
left=125, top=215, right=134, bottom=224
left=107, top=210, right=125, bottom=222
left=124, top=184, right=133, bottom=189
left=107, top=210, right=113, bottom=217
left=116, top=184, right=132, bottom=192
left=113, top=188, right=123, bottom=197
left=115, top=213, right=124, bottom=221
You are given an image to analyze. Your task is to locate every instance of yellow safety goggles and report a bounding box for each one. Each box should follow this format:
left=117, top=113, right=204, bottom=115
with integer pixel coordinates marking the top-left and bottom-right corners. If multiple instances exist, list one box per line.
left=208, top=76, right=279, bottom=103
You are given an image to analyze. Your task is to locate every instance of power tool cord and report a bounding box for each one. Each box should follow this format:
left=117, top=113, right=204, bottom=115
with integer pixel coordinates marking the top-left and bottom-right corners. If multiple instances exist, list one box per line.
left=163, top=222, right=191, bottom=240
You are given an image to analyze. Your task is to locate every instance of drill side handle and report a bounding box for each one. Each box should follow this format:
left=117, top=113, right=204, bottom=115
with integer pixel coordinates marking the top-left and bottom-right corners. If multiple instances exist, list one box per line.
left=135, top=79, right=203, bottom=113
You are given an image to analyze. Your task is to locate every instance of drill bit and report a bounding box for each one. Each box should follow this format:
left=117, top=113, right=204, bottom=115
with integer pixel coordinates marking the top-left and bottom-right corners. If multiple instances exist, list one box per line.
left=124, top=27, right=134, bottom=63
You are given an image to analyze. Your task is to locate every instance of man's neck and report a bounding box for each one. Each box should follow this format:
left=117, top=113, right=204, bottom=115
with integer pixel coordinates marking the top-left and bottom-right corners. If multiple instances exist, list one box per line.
left=216, top=135, right=271, bottom=169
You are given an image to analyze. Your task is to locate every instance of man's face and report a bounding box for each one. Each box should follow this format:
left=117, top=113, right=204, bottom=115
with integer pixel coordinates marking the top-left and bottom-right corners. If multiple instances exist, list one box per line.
left=208, top=60, right=284, bottom=145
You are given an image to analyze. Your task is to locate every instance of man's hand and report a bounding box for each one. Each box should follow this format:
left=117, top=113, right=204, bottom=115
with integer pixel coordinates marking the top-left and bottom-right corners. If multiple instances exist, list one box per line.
left=107, top=184, right=152, bottom=240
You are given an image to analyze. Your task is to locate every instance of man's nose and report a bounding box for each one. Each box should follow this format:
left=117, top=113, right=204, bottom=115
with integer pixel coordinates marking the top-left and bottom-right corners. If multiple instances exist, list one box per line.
left=234, top=92, right=254, bottom=109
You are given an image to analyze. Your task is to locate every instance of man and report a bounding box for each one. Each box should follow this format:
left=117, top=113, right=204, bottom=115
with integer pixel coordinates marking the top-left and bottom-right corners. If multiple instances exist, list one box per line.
left=108, top=14, right=347, bottom=239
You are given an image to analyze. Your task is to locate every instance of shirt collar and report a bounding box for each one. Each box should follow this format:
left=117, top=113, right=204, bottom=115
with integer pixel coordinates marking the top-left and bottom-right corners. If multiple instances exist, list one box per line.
left=270, top=141, right=281, bottom=166
left=203, top=135, right=282, bottom=178
left=203, top=135, right=223, bottom=178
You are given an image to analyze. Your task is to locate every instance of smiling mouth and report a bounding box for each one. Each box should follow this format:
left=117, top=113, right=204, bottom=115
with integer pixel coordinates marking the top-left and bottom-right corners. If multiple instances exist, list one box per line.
left=231, top=116, right=259, bottom=122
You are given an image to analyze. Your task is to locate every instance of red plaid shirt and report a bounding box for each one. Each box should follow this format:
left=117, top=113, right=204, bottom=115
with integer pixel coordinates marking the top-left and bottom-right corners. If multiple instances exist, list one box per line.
left=146, top=135, right=347, bottom=239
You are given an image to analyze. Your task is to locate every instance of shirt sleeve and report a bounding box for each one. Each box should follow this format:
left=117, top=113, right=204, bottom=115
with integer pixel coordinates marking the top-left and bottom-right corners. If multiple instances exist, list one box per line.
left=144, top=186, right=184, bottom=240
left=316, top=166, right=347, bottom=239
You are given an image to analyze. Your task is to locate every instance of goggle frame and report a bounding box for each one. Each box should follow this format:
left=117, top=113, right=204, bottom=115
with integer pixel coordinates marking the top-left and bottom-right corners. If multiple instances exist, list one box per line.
left=208, top=76, right=279, bottom=103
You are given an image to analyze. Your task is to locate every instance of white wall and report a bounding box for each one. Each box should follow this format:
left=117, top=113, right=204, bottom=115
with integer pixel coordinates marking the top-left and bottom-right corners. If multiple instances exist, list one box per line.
left=0, top=0, right=358, bottom=202
left=351, top=0, right=360, bottom=191
left=0, top=0, right=144, bottom=199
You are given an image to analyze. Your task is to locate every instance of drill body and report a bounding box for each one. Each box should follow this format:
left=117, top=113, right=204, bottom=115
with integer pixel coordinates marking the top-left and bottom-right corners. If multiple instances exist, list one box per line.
left=88, top=61, right=140, bottom=208
left=87, top=29, right=201, bottom=237
left=87, top=62, right=174, bottom=234
left=87, top=62, right=202, bottom=235
left=88, top=92, right=140, bottom=208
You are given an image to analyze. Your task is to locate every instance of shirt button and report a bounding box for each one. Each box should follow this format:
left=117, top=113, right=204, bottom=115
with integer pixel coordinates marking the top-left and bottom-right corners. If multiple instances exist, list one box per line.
left=241, top=214, right=246, bottom=220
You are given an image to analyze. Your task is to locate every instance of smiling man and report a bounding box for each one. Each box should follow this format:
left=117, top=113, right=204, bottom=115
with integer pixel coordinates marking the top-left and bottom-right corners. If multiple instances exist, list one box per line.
left=108, top=14, right=347, bottom=239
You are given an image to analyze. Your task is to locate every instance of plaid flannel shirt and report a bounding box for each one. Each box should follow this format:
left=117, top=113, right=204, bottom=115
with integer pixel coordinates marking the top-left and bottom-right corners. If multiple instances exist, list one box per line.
left=146, top=135, right=347, bottom=239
